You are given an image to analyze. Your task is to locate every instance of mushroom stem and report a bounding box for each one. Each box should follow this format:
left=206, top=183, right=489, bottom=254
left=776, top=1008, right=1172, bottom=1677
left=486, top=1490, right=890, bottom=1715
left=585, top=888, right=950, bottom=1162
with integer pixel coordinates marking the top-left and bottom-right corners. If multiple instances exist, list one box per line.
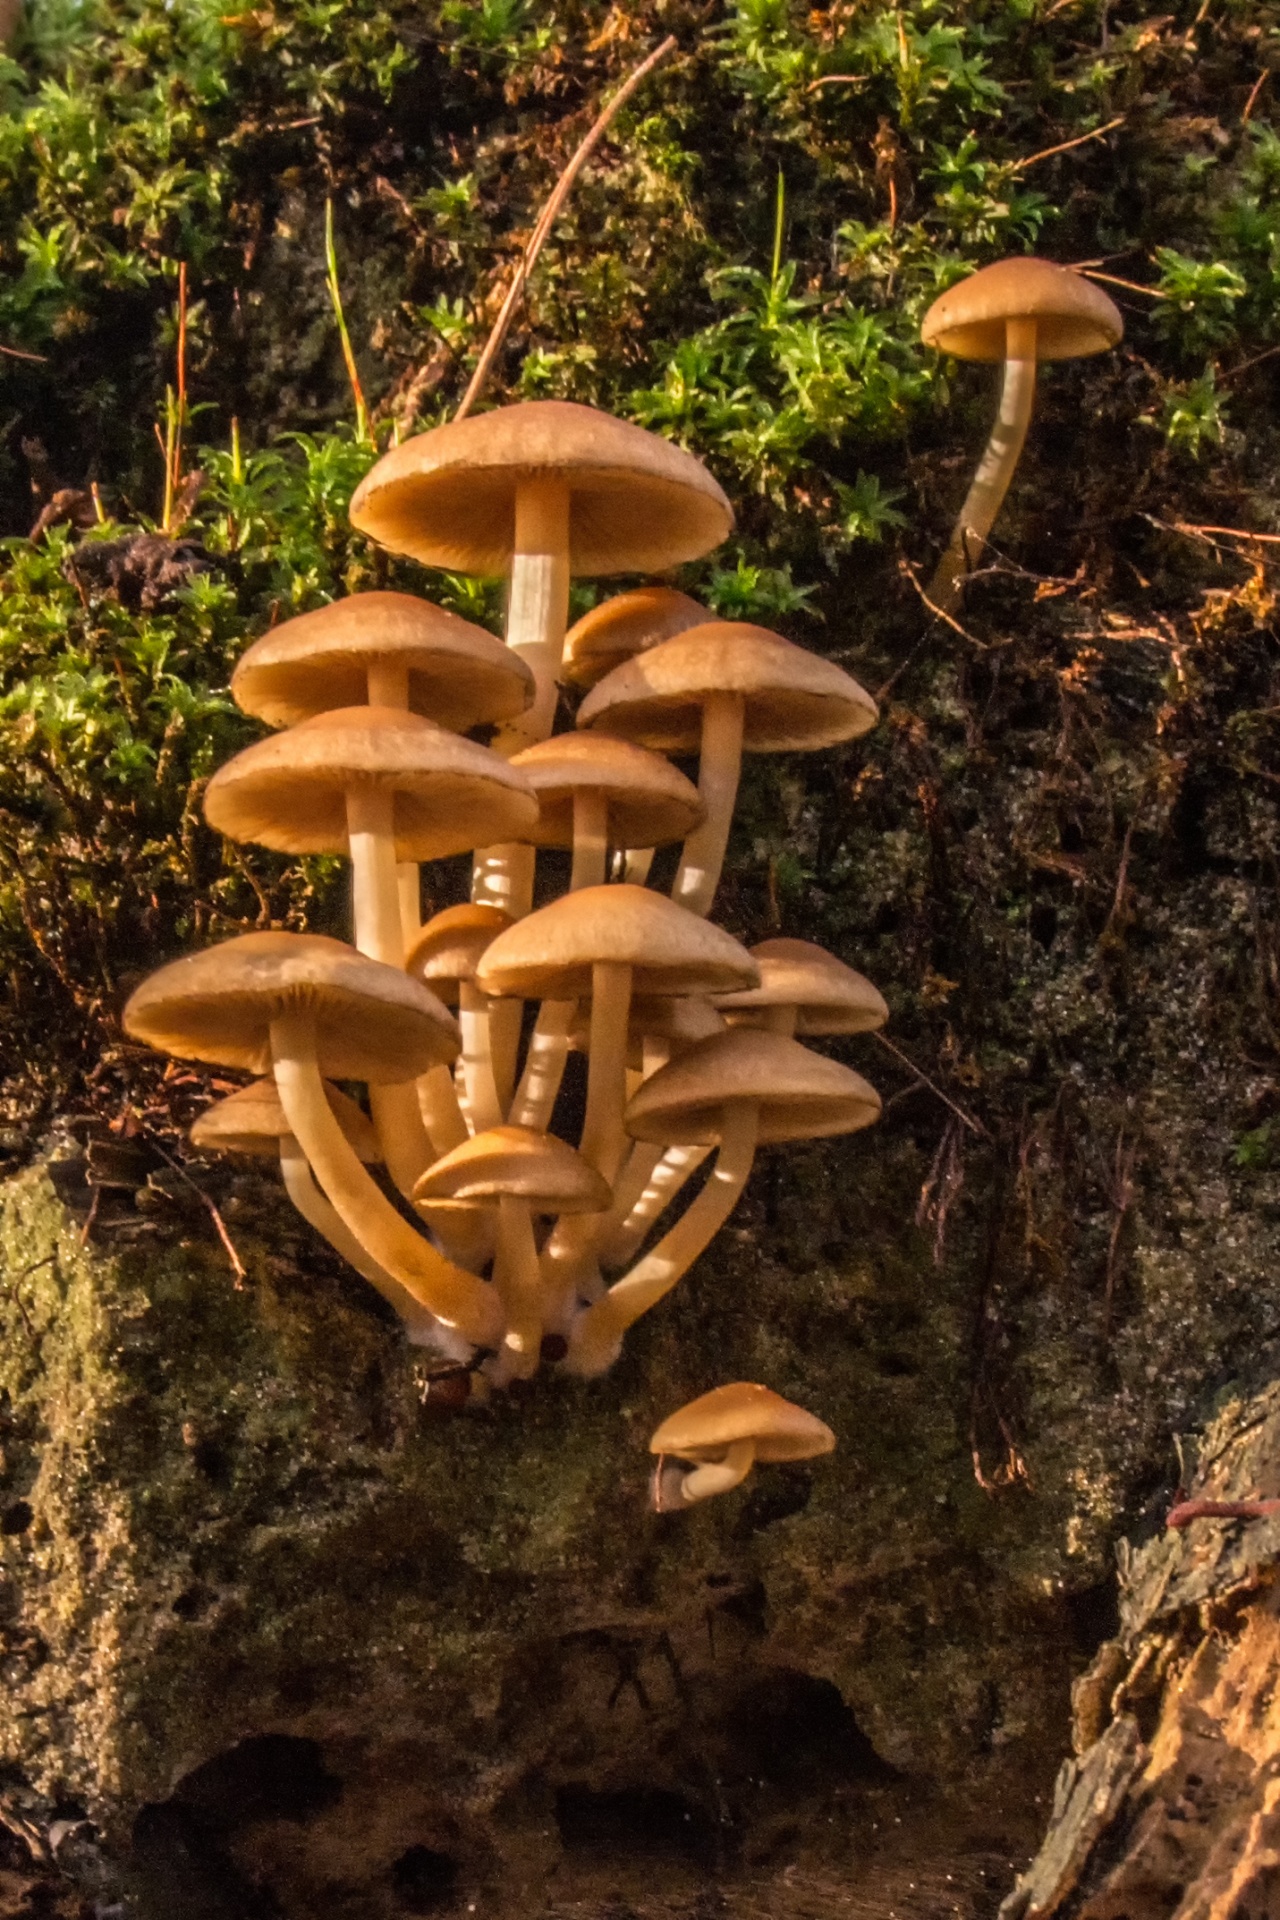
left=928, top=315, right=1038, bottom=618
left=489, top=999, right=521, bottom=1112
left=417, top=1066, right=469, bottom=1155
left=473, top=842, right=536, bottom=919
left=397, top=862, right=421, bottom=948
left=490, top=1195, right=543, bottom=1384
left=458, top=981, right=504, bottom=1134
left=571, top=788, right=609, bottom=891
left=671, top=690, right=745, bottom=917
left=762, top=1004, right=797, bottom=1038
left=279, top=1135, right=469, bottom=1357
left=508, top=999, right=576, bottom=1130
left=369, top=1081, right=437, bottom=1202
left=368, top=660, right=409, bottom=708
left=580, top=960, right=632, bottom=1184
left=679, top=1440, right=757, bottom=1506
left=600, top=1142, right=712, bottom=1270
left=565, top=1102, right=758, bottom=1376
left=346, top=785, right=403, bottom=966
left=498, top=476, right=571, bottom=754
left=621, top=848, right=655, bottom=885
left=270, top=1013, right=502, bottom=1346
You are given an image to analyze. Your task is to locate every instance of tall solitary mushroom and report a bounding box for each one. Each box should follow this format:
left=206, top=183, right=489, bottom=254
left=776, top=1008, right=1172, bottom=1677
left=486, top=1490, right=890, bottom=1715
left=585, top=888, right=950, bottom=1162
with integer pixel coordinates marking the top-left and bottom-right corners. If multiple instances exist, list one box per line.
left=348, top=401, right=733, bottom=918
left=921, top=257, right=1122, bottom=616
left=579, top=622, right=877, bottom=916
left=649, top=1383, right=835, bottom=1509
left=124, top=932, right=502, bottom=1349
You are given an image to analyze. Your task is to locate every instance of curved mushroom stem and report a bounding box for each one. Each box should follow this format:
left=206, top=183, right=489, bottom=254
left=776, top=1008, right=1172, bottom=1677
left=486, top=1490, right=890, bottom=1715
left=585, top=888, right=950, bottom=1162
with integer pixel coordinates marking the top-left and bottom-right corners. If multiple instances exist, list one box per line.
left=600, top=1142, right=712, bottom=1270
left=369, top=1081, right=438, bottom=1204
left=928, top=315, right=1038, bottom=618
left=347, top=785, right=403, bottom=967
left=417, top=1066, right=469, bottom=1155
left=278, top=1135, right=470, bottom=1358
left=565, top=1102, right=759, bottom=1376
left=672, top=691, right=745, bottom=917
left=508, top=999, right=576, bottom=1130
left=678, top=1440, right=757, bottom=1506
left=271, top=1013, right=502, bottom=1347
left=580, top=960, right=632, bottom=1185
left=458, top=981, right=503, bottom=1134
left=488, top=1195, right=543, bottom=1384
left=571, top=788, right=609, bottom=891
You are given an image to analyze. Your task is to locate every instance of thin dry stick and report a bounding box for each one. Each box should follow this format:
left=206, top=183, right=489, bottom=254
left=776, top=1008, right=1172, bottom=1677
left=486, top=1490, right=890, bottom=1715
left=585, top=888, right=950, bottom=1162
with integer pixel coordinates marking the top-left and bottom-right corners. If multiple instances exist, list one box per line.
left=454, top=34, right=677, bottom=422
left=1076, top=267, right=1162, bottom=298
left=0, top=341, right=47, bottom=362
left=149, top=1140, right=248, bottom=1288
left=1005, top=116, right=1125, bottom=172
left=872, top=1031, right=988, bottom=1137
left=898, top=554, right=986, bottom=646
left=1243, top=67, right=1271, bottom=123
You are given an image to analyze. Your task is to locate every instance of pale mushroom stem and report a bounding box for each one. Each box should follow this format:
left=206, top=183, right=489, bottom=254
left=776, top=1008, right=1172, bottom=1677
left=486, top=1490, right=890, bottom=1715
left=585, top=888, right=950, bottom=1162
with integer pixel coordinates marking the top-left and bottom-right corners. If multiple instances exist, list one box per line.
left=489, top=1000, right=522, bottom=1112
left=489, top=1196, right=544, bottom=1384
left=473, top=479, right=570, bottom=915
left=278, top=1135, right=470, bottom=1358
left=672, top=691, right=746, bottom=917
left=580, top=960, right=632, bottom=1185
left=508, top=999, right=576, bottom=1130
left=601, top=1142, right=712, bottom=1270
left=565, top=1102, right=758, bottom=1377
left=347, top=786, right=403, bottom=967
left=458, top=980, right=504, bottom=1134
left=680, top=1440, right=757, bottom=1506
left=622, top=848, right=655, bottom=885
left=397, top=863, right=421, bottom=949
left=370, top=1081, right=439, bottom=1205
left=418, top=1067, right=470, bottom=1155
left=928, top=315, right=1039, bottom=618
left=571, top=788, right=609, bottom=891
left=270, top=1013, right=502, bottom=1347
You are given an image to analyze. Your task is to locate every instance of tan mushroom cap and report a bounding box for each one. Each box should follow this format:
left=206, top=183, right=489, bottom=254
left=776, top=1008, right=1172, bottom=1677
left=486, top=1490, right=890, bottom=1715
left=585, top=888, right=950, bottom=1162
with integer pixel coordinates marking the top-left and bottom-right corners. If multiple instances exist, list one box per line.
left=124, top=932, right=459, bottom=1084
left=203, top=707, right=539, bottom=861
left=190, top=1078, right=380, bottom=1161
left=348, top=400, right=733, bottom=577
left=624, top=1028, right=881, bottom=1145
left=230, top=592, right=534, bottom=732
left=921, top=257, right=1124, bottom=364
left=412, top=1125, right=611, bottom=1215
left=405, top=904, right=513, bottom=1004
left=578, top=622, right=878, bottom=754
left=713, top=939, right=888, bottom=1035
left=649, top=1382, right=835, bottom=1464
left=475, top=884, right=759, bottom=1002
left=509, top=735, right=705, bottom=851
left=562, top=587, right=711, bottom=689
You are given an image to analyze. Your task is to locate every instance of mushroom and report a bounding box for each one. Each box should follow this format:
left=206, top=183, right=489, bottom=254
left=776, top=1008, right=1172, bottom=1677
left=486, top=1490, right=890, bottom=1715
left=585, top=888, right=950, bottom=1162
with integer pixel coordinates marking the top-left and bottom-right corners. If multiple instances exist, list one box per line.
left=414, top=1125, right=609, bottom=1384
left=578, top=622, right=877, bottom=917
left=712, top=938, right=888, bottom=1039
left=648, top=1383, right=835, bottom=1509
left=348, top=400, right=733, bottom=918
left=509, top=733, right=704, bottom=892
left=566, top=1028, right=881, bottom=1376
left=562, top=587, right=710, bottom=690
left=406, top=904, right=513, bottom=1137
left=203, top=708, right=538, bottom=1199
left=124, top=932, right=502, bottom=1348
left=190, top=1080, right=466, bottom=1355
left=920, top=257, right=1123, bottom=616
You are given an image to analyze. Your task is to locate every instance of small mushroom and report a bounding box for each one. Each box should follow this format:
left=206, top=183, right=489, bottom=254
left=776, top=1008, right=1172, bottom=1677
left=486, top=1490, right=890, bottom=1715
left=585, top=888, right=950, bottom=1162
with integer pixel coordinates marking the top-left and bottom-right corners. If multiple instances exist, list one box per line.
left=414, top=1126, right=609, bottom=1384
left=191, top=1080, right=466, bottom=1355
left=509, top=734, right=704, bottom=892
left=566, top=1028, right=880, bottom=1376
left=921, top=257, right=1122, bottom=615
left=578, top=622, right=877, bottom=916
left=406, top=904, right=513, bottom=1138
left=649, top=1383, right=835, bottom=1509
left=124, top=932, right=502, bottom=1348
left=561, top=586, right=710, bottom=691
left=712, top=938, right=888, bottom=1038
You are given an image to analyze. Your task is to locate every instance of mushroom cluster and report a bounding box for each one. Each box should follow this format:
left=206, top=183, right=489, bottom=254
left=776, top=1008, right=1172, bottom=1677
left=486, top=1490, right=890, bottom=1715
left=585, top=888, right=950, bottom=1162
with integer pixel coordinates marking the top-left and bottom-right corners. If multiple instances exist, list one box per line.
left=122, top=396, right=886, bottom=1412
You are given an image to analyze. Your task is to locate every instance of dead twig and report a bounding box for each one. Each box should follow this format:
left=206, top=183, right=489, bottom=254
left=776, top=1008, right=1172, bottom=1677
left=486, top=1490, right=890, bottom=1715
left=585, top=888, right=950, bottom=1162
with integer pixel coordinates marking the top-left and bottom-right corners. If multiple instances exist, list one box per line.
left=0, top=342, right=47, bottom=363
left=873, top=1031, right=988, bottom=1137
left=455, top=35, right=677, bottom=422
left=1005, top=116, right=1125, bottom=173
left=1167, top=1496, right=1280, bottom=1528
left=147, top=1140, right=248, bottom=1289
left=1242, top=67, right=1271, bottom=123
left=898, top=555, right=988, bottom=647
